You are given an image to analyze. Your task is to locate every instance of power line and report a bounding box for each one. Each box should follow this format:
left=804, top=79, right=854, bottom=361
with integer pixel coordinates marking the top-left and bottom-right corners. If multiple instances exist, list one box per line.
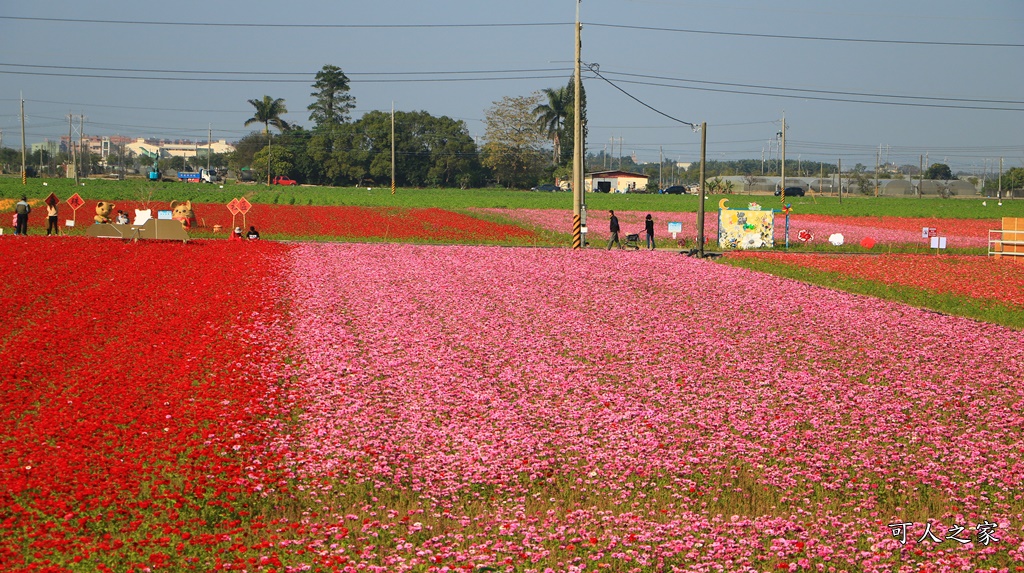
left=585, top=65, right=696, bottom=128
left=585, top=22, right=1024, bottom=48
left=0, top=62, right=571, bottom=78
left=2, top=15, right=1018, bottom=47
left=603, top=70, right=1024, bottom=106
left=601, top=75, right=1024, bottom=112
left=0, top=16, right=564, bottom=29
left=0, top=69, right=571, bottom=84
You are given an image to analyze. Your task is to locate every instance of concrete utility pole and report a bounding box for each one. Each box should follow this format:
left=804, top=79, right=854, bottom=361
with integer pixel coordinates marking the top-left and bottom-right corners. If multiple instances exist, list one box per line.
left=79, top=115, right=87, bottom=179
left=659, top=146, right=663, bottom=189
left=838, top=159, right=843, bottom=205
left=68, top=114, right=78, bottom=185
left=391, top=102, right=396, bottom=195
left=779, top=113, right=786, bottom=202
left=697, top=122, right=707, bottom=257
left=207, top=124, right=212, bottom=173
left=999, top=157, right=1003, bottom=200
left=874, top=144, right=880, bottom=197
left=571, top=0, right=583, bottom=250
left=919, top=155, right=923, bottom=199
left=20, top=95, right=27, bottom=185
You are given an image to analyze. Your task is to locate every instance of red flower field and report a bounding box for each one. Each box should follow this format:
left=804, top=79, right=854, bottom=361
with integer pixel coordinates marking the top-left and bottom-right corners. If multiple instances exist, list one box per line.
left=8, top=200, right=536, bottom=243
left=0, top=237, right=295, bottom=571
left=729, top=251, right=1024, bottom=307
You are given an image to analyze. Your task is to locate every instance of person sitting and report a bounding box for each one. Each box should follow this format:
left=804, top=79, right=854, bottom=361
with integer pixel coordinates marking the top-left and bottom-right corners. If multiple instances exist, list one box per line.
left=246, top=226, right=260, bottom=240
left=115, top=210, right=129, bottom=225
left=230, top=226, right=243, bottom=241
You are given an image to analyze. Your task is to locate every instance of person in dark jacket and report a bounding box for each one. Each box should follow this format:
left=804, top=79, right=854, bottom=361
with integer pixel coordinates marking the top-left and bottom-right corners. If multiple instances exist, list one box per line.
left=14, top=195, right=31, bottom=236
left=644, top=214, right=656, bottom=250
left=606, top=210, right=621, bottom=250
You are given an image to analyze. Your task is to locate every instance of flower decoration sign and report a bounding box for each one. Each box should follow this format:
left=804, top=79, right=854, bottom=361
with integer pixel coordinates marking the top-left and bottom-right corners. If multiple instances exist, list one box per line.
left=236, top=198, right=252, bottom=215
left=67, top=193, right=84, bottom=211
left=718, top=208, right=775, bottom=250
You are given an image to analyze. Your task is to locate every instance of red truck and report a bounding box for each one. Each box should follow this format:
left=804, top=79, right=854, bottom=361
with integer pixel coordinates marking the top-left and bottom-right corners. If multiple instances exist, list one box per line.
left=272, top=176, right=298, bottom=186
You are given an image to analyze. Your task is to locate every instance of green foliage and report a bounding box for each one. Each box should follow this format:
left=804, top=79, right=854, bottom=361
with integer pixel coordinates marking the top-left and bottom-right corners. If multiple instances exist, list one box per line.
left=3, top=177, right=1021, bottom=220
left=983, top=167, right=1024, bottom=197
left=251, top=145, right=295, bottom=181
left=308, top=64, right=356, bottom=128
left=559, top=75, right=587, bottom=167
left=924, top=163, right=953, bottom=181
left=244, top=96, right=292, bottom=134
left=482, top=93, right=548, bottom=188
left=229, top=132, right=269, bottom=174
left=533, top=86, right=568, bottom=165
left=305, top=111, right=481, bottom=187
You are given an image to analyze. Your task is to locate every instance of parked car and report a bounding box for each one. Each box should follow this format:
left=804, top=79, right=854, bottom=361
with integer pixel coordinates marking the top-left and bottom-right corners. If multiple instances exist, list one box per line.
left=661, top=185, right=689, bottom=195
left=272, top=176, right=298, bottom=186
left=531, top=184, right=559, bottom=192
left=774, top=186, right=806, bottom=197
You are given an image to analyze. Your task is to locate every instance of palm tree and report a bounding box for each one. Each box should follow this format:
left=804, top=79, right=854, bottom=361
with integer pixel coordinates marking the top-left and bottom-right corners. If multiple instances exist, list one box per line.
left=245, top=96, right=291, bottom=134
left=244, top=96, right=290, bottom=185
left=533, top=87, right=568, bottom=165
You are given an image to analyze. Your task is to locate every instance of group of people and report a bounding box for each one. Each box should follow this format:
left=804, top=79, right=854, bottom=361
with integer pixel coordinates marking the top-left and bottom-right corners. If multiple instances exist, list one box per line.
left=230, top=225, right=261, bottom=241
left=10, top=195, right=263, bottom=242
left=12, top=195, right=61, bottom=236
left=606, top=210, right=657, bottom=250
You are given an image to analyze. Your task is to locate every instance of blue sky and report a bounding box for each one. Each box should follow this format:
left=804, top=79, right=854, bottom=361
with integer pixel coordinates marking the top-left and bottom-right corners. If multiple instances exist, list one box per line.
left=1, top=0, right=1021, bottom=173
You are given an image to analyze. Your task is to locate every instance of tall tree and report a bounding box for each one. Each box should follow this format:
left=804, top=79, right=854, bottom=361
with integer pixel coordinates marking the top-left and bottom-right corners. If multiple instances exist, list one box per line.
left=533, top=86, right=568, bottom=165
left=559, top=74, right=587, bottom=167
left=244, top=96, right=291, bottom=134
left=924, top=163, right=954, bottom=180
left=308, top=64, right=356, bottom=128
left=482, top=93, right=547, bottom=188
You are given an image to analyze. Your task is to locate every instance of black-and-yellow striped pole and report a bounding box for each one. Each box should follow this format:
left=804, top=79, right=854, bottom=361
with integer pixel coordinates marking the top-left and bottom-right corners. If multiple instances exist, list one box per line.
left=572, top=214, right=582, bottom=250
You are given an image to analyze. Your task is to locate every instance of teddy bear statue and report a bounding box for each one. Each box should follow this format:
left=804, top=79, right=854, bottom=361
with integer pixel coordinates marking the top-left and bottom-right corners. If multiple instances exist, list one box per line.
left=94, top=201, right=115, bottom=224
left=169, top=200, right=194, bottom=230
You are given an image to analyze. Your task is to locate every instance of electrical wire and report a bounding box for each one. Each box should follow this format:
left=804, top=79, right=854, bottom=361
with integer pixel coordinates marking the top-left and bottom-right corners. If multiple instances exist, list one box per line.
left=584, top=22, right=1024, bottom=48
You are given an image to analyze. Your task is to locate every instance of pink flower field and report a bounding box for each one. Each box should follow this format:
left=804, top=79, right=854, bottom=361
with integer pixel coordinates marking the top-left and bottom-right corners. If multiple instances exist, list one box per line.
left=473, top=209, right=994, bottom=248
left=268, top=244, right=1023, bottom=572
left=4, top=239, right=1023, bottom=572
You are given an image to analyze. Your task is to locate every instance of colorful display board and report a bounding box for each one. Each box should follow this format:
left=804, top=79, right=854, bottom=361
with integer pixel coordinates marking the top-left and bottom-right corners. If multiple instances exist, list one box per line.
left=718, top=208, right=776, bottom=250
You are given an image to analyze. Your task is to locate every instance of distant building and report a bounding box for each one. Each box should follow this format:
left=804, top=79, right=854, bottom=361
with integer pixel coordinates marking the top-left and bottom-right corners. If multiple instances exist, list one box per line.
left=586, top=170, right=650, bottom=193
left=125, top=137, right=235, bottom=161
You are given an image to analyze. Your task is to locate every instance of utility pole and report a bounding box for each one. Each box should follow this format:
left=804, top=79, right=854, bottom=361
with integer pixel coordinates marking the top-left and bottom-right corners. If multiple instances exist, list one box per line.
left=659, top=146, right=663, bottom=189
left=779, top=113, right=786, bottom=202
left=79, top=115, right=87, bottom=179
left=874, top=144, right=880, bottom=197
left=571, top=0, right=583, bottom=250
left=697, top=122, right=707, bottom=257
left=267, top=132, right=272, bottom=186
left=391, top=102, right=396, bottom=195
left=20, top=95, right=27, bottom=185
left=919, top=154, right=923, bottom=198
left=68, top=114, right=78, bottom=185
left=995, top=156, right=1003, bottom=201
left=207, top=124, right=212, bottom=173
left=838, top=159, right=843, bottom=205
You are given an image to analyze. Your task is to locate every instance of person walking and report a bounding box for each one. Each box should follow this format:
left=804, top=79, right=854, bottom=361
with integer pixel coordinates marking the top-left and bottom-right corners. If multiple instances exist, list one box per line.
left=606, top=210, right=621, bottom=250
left=46, top=201, right=59, bottom=236
left=14, top=195, right=31, bottom=236
left=644, top=214, right=656, bottom=250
